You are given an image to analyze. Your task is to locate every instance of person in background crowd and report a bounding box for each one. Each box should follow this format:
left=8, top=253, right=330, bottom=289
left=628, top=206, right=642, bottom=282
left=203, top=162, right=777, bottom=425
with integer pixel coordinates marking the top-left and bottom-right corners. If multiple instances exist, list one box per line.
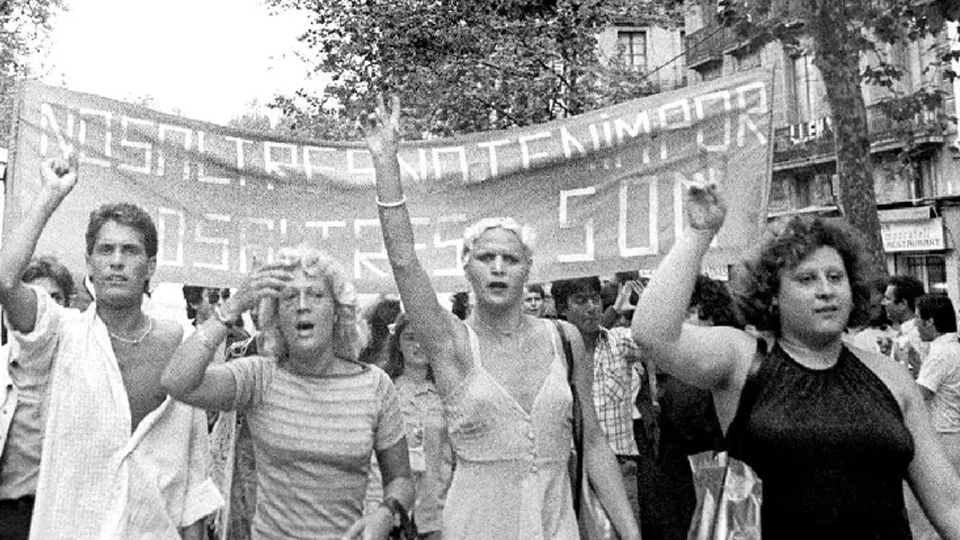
left=907, top=293, right=960, bottom=539
left=0, top=255, right=75, bottom=540
left=357, top=295, right=403, bottom=512
left=884, top=274, right=927, bottom=376
left=635, top=275, right=731, bottom=540
left=522, top=283, right=546, bottom=318
left=183, top=286, right=249, bottom=353
left=450, top=291, right=471, bottom=321
left=552, top=276, right=643, bottom=522
left=161, top=244, right=413, bottom=540
left=0, top=155, right=221, bottom=539
left=366, top=96, right=640, bottom=540
left=604, top=276, right=647, bottom=329
left=380, top=313, right=454, bottom=540
left=915, top=294, right=960, bottom=470
left=847, top=276, right=894, bottom=355
left=359, top=296, right=402, bottom=366
left=207, top=301, right=265, bottom=540
left=632, top=181, right=960, bottom=538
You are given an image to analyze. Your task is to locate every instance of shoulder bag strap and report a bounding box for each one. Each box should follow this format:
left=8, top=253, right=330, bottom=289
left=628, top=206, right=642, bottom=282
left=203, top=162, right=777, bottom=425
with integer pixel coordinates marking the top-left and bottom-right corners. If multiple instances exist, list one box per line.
left=553, top=319, right=584, bottom=515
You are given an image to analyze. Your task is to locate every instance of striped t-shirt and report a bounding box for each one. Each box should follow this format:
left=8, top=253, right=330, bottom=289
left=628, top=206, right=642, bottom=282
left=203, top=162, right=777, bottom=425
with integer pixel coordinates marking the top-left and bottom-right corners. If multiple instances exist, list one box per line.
left=225, top=356, right=405, bottom=539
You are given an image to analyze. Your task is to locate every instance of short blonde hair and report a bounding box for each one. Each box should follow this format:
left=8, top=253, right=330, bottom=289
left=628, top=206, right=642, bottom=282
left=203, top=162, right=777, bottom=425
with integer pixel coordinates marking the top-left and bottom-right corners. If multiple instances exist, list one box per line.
left=258, top=244, right=359, bottom=362
left=460, top=217, right=536, bottom=265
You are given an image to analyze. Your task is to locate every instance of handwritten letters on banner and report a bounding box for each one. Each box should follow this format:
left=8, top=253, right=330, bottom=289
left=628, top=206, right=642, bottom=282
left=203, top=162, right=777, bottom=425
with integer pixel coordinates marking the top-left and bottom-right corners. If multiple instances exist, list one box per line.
left=6, top=71, right=772, bottom=291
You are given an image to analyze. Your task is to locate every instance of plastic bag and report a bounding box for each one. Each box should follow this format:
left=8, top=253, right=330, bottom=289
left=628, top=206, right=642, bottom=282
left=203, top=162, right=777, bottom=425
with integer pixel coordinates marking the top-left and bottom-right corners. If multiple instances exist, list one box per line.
left=687, top=451, right=762, bottom=540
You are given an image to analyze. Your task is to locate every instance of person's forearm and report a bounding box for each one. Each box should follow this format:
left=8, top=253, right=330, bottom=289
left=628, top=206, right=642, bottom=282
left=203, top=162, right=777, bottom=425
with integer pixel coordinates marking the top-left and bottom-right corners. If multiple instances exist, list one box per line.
left=585, top=437, right=641, bottom=540
left=161, top=318, right=229, bottom=399
left=632, top=227, right=715, bottom=346
left=382, top=475, right=415, bottom=514
left=373, top=151, right=420, bottom=272
left=0, top=186, right=63, bottom=291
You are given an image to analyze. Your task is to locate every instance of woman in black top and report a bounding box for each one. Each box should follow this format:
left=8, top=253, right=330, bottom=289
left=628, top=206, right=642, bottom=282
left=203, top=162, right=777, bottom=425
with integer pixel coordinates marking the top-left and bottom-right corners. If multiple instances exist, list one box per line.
left=631, top=182, right=960, bottom=539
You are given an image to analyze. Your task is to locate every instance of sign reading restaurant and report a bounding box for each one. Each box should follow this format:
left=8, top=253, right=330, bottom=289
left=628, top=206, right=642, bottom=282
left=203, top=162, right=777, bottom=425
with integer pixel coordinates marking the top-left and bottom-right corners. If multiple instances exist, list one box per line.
left=881, top=218, right=946, bottom=252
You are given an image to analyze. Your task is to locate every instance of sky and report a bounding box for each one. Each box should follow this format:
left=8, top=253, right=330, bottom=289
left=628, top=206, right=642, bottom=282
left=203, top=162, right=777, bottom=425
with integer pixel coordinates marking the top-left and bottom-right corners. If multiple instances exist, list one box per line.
left=38, top=0, right=321, bottom=125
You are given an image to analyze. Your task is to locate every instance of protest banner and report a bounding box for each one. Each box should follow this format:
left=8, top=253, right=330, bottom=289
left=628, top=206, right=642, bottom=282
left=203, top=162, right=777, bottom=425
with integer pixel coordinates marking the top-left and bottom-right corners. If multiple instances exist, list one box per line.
left=5, top=71, right=773, bottom=292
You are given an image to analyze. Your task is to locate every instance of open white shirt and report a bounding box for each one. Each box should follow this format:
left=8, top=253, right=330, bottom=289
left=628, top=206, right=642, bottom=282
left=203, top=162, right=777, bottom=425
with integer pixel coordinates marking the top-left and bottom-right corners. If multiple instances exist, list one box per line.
left=12, top=289, right=222, bottom=539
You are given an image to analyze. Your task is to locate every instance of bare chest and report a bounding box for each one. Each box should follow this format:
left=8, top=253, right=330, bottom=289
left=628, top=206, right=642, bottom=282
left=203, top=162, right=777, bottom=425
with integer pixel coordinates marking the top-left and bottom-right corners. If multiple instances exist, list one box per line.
left=112, top=341, right=170, bottom=432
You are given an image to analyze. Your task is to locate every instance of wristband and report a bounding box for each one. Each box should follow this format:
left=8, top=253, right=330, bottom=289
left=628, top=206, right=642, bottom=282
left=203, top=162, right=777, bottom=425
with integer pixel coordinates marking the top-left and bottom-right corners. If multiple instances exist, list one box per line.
left=376, top=196, right=407, bottom=209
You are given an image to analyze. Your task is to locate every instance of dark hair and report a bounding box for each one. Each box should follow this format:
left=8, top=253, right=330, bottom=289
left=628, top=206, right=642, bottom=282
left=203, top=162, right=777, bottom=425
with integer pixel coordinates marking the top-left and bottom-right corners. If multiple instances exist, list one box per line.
left=382, top=313, right=434, bottom=382
left=916, top=294, right=957, bottom=333
left=551, top=276, right=602, bottom=316
left=864, top=276, right=892, bottom=328
left=358, top=297, right=402, bottom=365
left=690, top=275, right=741, bottom=328
left=888, top=275, right=925, bottom=311
left=733, top=217, right=873, bottom=333
left=22, top=255, right=76, bottom=307
left=451, top=291, right=471, bottom=320
left=182, top=285, right=230, bottom=321
left=182, top=285, right=204, bottom=319
left=525, top=283, right=545, bottom=298
left=86, top=203, right=158, bottom=258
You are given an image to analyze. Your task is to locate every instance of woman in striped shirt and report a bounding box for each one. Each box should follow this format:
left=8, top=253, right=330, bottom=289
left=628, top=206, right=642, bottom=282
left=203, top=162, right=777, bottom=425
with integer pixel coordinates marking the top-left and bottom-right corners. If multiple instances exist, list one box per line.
left=162, top=245, right=414, bottom=540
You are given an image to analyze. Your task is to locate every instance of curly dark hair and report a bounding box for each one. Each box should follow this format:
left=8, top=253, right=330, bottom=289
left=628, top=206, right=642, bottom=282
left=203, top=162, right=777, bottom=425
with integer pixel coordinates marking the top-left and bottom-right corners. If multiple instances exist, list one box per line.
left=732, top=216, right=873, bottom=334
left=22, top=255, right=76, bottom=307
left=690, top=275, right=741, bottom=329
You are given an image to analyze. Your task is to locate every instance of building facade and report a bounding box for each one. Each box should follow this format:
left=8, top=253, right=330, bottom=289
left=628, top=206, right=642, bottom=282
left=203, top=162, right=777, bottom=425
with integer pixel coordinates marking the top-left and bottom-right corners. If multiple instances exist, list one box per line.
left=683, top=0, right=960, bottom=303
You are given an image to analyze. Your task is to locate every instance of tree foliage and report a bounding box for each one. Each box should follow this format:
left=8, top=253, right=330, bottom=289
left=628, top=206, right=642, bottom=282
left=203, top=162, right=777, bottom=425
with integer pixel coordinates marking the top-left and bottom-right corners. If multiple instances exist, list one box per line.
left=718, top=0, right=958, bottom=276
left=266, top=0, right=683, bottom=140
left=0, top=0, right=63, bottom=147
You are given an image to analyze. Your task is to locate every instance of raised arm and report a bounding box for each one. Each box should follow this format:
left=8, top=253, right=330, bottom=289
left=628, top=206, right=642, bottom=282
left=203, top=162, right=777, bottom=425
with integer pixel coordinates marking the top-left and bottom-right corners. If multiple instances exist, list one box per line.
left=0, top=156, right=78, bottom=332
left=161, top=264, right=291, bottom=410
left=364, top=96, right=470, bottom=394
left=630, top=183, right=751, bottom=390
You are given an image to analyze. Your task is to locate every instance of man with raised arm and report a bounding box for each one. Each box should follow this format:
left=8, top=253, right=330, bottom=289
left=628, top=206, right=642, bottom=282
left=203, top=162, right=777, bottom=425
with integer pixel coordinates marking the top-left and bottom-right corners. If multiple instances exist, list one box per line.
left=0, top=155, right=222, bottom=539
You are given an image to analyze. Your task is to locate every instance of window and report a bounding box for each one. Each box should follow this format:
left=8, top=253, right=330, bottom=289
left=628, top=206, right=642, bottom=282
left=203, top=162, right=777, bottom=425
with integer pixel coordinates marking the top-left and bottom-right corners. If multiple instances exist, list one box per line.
left=791, top=53, right=822, bottom=122
left=617, top=31, right=647, bottom=71
left=897, top=255, right=947, bottom=295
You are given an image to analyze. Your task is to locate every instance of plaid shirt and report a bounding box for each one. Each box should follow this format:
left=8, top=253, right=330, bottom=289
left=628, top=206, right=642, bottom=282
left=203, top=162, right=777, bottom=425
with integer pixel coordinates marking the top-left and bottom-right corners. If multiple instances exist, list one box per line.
left=591, top=326, right=641, bottom=455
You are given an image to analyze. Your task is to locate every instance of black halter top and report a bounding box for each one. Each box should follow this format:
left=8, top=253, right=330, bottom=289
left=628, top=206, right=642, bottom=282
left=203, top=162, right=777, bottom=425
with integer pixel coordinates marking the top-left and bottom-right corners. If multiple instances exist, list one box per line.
left=726, top=342, right=915, bottom=539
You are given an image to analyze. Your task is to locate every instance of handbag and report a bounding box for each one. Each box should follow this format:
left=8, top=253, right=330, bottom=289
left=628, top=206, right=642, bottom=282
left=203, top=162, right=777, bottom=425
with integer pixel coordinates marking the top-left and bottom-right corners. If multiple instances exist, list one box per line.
left=554, top=321, right=619, bottom=540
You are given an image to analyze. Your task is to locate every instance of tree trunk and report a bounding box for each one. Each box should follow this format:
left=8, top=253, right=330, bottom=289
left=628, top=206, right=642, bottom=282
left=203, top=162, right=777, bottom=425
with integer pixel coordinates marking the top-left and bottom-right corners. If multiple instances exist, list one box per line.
left=808, top=2, right=888, bottom=278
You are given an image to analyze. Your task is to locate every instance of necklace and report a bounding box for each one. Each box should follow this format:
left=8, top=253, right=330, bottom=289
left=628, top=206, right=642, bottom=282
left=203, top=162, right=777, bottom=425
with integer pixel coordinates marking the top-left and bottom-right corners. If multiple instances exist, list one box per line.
left=108, top=318, right=154, bottom=345
left=473, top=314, right=526, bottom=337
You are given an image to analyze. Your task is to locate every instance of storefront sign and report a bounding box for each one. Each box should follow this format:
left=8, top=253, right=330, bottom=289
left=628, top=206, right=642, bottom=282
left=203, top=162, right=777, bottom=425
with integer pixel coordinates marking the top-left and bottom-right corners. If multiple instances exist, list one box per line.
left=881, top=218, right=945, bottom=252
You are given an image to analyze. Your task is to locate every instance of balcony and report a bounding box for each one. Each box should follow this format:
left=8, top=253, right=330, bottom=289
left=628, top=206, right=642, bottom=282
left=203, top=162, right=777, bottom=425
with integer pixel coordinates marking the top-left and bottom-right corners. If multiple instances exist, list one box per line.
left=773, top=106, right=944, bottom=168
left=773, top=117, right=835, bottom=166
left=867, top=104, right=944, bottom=151
left=684, top=25, right=737, bottom=69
